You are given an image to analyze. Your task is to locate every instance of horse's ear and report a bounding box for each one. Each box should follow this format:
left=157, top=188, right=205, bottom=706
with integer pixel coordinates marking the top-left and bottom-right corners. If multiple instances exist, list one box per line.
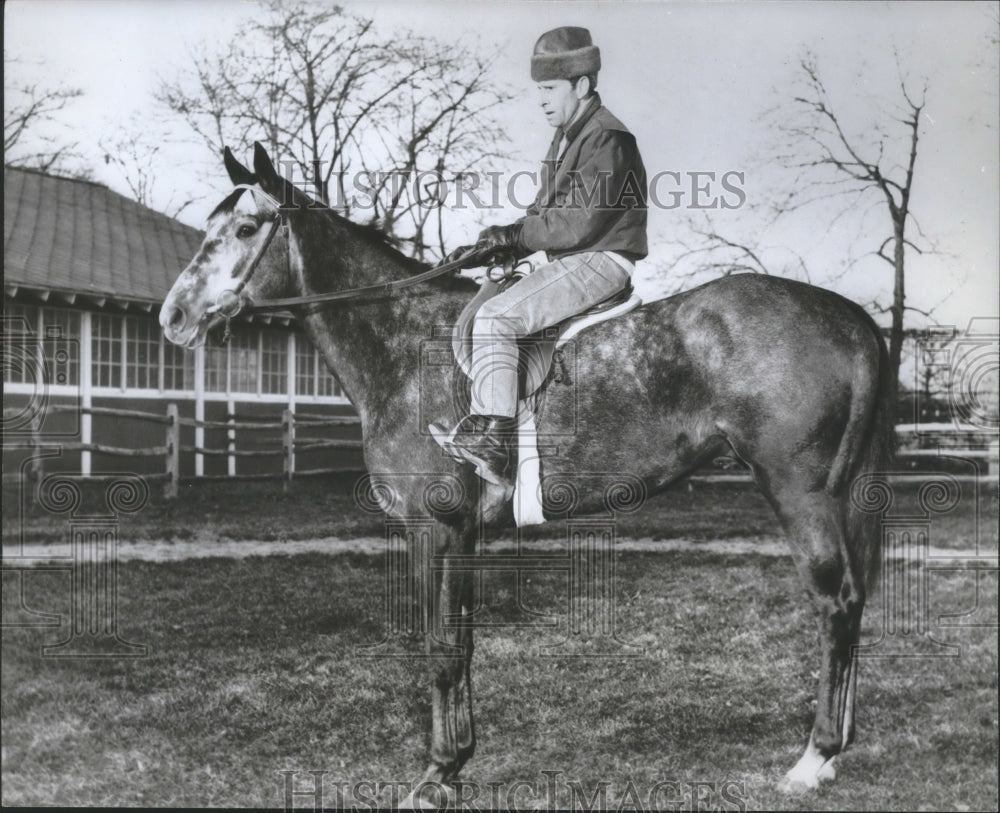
left=252, top=142, right=281, bottom=196
left=223, top=147, right=257, bottom=186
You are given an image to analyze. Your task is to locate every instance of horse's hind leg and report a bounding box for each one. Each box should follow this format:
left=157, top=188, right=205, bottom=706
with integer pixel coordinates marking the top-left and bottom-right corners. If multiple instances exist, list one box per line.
left=767, top=488, right=866, bottom=793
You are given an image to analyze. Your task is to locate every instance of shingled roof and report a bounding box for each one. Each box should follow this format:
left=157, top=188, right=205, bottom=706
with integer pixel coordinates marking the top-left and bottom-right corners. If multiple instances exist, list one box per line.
left=3, top=165, right=204, bottom=308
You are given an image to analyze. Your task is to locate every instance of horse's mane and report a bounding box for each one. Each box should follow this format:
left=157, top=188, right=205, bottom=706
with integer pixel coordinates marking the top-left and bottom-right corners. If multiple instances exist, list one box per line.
left=290, top=189, right=479, bottom=292
left=333, top=211, right=427, bottom=272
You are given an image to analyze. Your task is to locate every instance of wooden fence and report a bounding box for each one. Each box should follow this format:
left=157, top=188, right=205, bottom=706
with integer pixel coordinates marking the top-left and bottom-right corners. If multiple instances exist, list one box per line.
left=5, top=406, right=998, bottom=499
left=894, top=423, right=999, bottom=482
left=4, top=404, right=362, bottom=499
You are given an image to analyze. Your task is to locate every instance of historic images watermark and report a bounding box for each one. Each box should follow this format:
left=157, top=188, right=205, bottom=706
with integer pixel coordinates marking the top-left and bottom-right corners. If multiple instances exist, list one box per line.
left=2, top=314, right=150, bottom=657
left=913, top=317, right=999, bottom=432
left=279, top=769, right=748, bottom=811
left=350, top=470, right=646, bottom=659
left=269, top=159, right=747, bottom=212
left=35, top=474, right=151, bottom=658
left=850, top=318, right=998, bottom=659
left=330, top=319, right=646, bottom=658
left=2, top=313, right=81, bottom=438
left=851, top=471, right=967, bottom=658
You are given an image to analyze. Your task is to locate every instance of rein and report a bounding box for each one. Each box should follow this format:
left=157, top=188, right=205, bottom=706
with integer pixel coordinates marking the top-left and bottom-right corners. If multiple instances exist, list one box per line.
left=244, top=256, right=477, bottom=313
left=205, top=185, right=495, bottom=341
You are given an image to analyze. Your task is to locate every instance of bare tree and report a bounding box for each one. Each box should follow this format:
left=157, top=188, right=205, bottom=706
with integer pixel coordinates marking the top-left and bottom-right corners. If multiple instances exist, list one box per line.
left=156, top=0, right=513, bottom=259
left=98, top=120, right=200, bottom=219
left=670, top=52, right=933, bottom=409
left=353, top=34, right=514, bottom=259
left=667, top=214, right=813, bottom=284
left=4, top=52, right=84, bottom=174
left=766, top=52, right=930, bottom=408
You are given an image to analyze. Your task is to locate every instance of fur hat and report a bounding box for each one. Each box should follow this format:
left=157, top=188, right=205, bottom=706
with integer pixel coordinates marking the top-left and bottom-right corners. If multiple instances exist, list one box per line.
left=530, top=26, right=601, bottom=82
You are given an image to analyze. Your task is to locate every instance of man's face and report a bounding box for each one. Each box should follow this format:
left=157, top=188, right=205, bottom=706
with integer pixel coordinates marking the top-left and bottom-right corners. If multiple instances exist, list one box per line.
left=536, top=78, right=584, bottom=128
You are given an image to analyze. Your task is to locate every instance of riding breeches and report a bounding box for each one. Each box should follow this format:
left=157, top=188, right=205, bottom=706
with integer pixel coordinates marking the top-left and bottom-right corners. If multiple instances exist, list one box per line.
left=469, top=250, right=633, bottom=419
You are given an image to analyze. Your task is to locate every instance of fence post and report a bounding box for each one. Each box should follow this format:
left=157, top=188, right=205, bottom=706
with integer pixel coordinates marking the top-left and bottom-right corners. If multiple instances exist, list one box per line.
left=27, top=411, right=43, bottom=506
left=165, top=403, right=179, bottom=499
left=989, top=440, right=999, bottom=480
left=227, top=398, right=236, bottom=477
left=282, top=408, right=294, bottom=492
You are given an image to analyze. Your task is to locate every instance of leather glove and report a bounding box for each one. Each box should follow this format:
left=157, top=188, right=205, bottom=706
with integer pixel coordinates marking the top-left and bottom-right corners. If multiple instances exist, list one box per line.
left=441, top=244, right=480, bottom=269
left=475, top=223, right=523, bottom=255
left=473, top=223, right=524, bottom=267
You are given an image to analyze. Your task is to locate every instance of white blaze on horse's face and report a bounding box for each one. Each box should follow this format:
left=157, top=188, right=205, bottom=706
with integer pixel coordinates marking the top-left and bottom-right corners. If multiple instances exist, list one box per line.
left=159, top=188, right=276, bottom=347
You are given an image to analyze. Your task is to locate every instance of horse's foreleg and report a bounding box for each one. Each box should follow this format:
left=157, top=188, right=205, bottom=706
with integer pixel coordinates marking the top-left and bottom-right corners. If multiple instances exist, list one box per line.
left=427, top=563, right=476, bottom=777
left=404, top=546, right=475, bottom=807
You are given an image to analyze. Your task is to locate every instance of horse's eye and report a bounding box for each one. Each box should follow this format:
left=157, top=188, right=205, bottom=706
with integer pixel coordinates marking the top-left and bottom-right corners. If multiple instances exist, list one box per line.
left=237, top=224, right=257, bottom=239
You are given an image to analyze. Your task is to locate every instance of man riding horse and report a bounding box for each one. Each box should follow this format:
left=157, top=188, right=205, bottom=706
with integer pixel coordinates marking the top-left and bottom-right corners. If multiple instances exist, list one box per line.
left=436, top=26, right=648, bottom=485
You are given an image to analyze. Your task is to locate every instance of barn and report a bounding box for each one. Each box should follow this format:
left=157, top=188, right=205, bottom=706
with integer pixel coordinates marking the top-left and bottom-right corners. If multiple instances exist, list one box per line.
left=3, top=166, right=362, bottom=484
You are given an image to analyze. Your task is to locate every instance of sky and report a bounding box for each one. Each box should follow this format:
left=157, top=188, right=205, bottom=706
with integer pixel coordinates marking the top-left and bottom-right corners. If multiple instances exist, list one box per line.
left=4, top=0, right=998, bottom=332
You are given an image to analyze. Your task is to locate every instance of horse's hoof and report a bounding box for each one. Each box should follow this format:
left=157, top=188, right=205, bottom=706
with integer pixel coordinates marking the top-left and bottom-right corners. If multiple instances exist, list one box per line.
left=816, top=756, right=838, bottom=783
left=396, top=791, right=437, bottom=810
left=398, top=779, right=454, bottom=809
left=777, top=773, right=818, bottom=795
left=783, top=737, right=839, bottom=794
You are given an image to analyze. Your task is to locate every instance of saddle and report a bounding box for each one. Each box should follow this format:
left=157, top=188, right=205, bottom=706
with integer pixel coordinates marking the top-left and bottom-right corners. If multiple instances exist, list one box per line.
left=452, top=275, right=643, bottom=397
left=439, top=275, right=640, bottom=526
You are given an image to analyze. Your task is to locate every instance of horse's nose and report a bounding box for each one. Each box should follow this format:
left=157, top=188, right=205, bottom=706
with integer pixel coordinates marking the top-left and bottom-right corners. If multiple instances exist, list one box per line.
left=160, top=304, right=187, bottom=333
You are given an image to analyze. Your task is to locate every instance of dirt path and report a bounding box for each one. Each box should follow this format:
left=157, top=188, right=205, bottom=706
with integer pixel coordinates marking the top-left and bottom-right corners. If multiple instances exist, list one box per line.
left=3, top=534, right=992, bottom=563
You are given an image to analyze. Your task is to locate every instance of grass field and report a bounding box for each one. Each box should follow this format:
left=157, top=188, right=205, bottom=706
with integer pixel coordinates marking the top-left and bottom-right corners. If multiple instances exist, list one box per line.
left=2, top=477, right=997, bottom=809
left=5, top=473, right=997, bottom=550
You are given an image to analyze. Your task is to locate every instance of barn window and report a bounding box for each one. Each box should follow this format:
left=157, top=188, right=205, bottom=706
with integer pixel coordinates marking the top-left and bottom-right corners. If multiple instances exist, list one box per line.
left=204, top=327, right=280, bottom=395
left=125, top=315, right=161, bottom=389
left=229, top=328, right=259, bottom=393
left=204, top=344, right=228, bottom=393
left=295, top=340, right=316, bottom=396
left=295, top=337, right=342, bottom=399
left=163, top=341, right=195, bottom=391
left=260, top=330, right=287, bottom=394
left=2, top=302, right=38, bottom=335
left=39, top=307, right=81, bottom=386
left=2, top=302, right=41, bottom=384
left=317, top=363, right=341, bottom=398
left=91, top=313, right=122, bottom=388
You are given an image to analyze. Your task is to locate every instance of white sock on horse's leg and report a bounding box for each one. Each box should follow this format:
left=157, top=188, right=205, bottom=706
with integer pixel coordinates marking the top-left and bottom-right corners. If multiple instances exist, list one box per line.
left=780, top=734, right=837, bottom=793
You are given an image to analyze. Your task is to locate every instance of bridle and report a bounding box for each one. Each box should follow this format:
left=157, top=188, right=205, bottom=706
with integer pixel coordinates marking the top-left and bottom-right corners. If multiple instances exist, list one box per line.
left=201, top=184, right=518, bottom=344
left=204, top=186, right=287, bottom=337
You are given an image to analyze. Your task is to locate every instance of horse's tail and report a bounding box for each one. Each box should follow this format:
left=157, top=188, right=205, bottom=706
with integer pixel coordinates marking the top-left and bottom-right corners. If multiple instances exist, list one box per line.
left=841, top=320, right=896, bottom=596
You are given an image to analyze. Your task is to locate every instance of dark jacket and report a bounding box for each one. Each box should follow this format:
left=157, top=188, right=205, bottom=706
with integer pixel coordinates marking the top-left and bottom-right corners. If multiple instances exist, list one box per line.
left=515, top=94, right=648, bottom=262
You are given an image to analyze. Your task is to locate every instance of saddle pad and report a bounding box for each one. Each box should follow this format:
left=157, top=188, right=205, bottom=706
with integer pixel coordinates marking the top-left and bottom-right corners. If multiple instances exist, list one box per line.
left=452, top=277, right=642, bottom=397
left=512, top=404, right=545, bottom=527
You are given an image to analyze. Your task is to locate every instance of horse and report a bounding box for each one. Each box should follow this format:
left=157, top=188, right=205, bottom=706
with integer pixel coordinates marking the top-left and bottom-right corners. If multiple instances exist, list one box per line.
left=159, top=143, right=893, bottom=800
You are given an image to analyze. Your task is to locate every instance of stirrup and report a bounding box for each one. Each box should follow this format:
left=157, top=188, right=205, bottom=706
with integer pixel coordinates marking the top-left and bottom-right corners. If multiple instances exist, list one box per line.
left=453, top=444, right=510, bottom=486
left=429, top=420, right=461, bottom=458
left=428, top=417, right=513, bottom=485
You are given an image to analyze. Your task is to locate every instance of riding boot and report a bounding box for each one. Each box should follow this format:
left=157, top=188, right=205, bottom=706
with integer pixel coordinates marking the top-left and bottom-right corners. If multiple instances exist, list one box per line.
left=434, top=414, right=515, bottom=485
